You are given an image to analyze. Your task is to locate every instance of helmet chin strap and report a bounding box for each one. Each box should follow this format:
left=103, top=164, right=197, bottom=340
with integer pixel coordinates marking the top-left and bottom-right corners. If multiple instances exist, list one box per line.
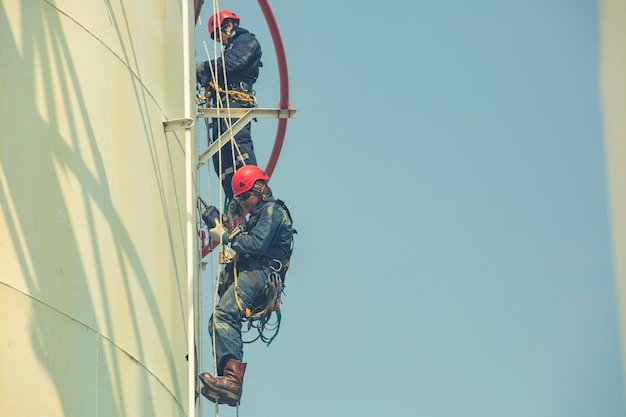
left=252, top=182, right=271, bottom=200
left=221, top=24, right=234, bottom=39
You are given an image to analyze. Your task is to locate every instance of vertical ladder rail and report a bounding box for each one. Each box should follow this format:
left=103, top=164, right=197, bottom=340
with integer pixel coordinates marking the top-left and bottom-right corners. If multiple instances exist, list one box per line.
left=183, top=0, right=198, bottom=416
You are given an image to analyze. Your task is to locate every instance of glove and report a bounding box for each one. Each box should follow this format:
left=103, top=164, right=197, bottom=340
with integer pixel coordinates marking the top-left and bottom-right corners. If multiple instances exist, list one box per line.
left=209, top=220, right=227, bottom=242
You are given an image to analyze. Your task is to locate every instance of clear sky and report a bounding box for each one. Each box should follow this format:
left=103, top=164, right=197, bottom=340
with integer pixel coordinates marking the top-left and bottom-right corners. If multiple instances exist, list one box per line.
left=195, top=1, right=625, bottom=416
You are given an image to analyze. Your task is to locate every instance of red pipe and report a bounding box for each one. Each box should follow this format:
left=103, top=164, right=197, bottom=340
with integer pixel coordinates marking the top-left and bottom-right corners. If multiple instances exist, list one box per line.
left=201, top=2, right=290, bottom=258
left=257, top=0, right=290, bottom=178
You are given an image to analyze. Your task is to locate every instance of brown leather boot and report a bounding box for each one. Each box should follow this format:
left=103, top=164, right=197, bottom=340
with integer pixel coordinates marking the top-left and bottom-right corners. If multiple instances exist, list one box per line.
left=200, top=385, right=238, bottom=407
left=198, top=360, right=247, bottom=405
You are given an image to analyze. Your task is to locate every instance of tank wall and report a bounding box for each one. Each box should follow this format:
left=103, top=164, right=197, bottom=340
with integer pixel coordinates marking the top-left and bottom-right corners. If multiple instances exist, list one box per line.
left=599, top=0, right=626, bottom=387
left=0, top=1, right=192, bottom=415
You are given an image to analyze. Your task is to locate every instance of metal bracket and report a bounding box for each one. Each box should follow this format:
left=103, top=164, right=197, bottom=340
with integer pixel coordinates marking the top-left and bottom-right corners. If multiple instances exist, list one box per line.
left=197, top=107, right=297, bottom=120
left=197, top=107, right=297, bottom=167
left=163, top=118, right=195, bottom=132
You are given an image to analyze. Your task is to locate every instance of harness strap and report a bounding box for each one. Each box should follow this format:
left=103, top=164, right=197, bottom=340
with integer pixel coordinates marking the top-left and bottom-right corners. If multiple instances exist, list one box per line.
left=209, top=81, right=257, bottom=106
left=195, top=81, right=257, bottom=106
left=232, top=255, right=285, bottom=320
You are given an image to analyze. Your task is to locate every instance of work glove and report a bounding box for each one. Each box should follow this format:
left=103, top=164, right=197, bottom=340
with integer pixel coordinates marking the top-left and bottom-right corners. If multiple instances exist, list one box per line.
left=209, top=220, right=227, bottom=242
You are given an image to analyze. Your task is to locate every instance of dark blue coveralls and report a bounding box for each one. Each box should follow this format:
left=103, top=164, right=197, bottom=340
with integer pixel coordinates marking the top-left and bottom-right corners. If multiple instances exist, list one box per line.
left=203, top=27, right=262, bottom=199
left=210, top=197, right=294, bottom=374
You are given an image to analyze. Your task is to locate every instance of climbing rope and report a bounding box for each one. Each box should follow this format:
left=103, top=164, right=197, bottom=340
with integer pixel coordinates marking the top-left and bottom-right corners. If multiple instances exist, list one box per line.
left=201, top=6, right=248, bottom=191
left=197, top=6, right=239, bottom=415
left=198, top=2, right=274, bottom=413
left=198, top=8, right=251, bottom=211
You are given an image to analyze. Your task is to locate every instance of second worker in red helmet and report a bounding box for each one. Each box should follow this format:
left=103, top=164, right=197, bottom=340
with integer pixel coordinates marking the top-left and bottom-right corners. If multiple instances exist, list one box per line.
left=199, top=165, right=295, bottom=406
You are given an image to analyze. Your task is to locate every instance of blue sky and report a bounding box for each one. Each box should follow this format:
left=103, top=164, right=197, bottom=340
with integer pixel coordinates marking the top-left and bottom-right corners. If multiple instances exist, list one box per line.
left=195, top=1, right=624, bottom=416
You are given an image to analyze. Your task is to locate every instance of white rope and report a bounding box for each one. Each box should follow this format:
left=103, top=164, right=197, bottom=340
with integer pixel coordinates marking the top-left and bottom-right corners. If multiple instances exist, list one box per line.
left=198, top=4, right=247, bottom=414
left=200, top=4, right=248, bottom=189
left=200, top=4, right=242, bottom=415
left=197, top=13, right=222, bottom=417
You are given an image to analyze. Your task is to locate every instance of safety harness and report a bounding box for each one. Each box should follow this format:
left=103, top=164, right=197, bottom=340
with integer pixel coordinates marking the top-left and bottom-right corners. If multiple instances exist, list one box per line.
left=196, top=80, right=257, bottom=107
left=230, top=199, right=295, bottom=345
left=198, top=195, right=295, bottom=345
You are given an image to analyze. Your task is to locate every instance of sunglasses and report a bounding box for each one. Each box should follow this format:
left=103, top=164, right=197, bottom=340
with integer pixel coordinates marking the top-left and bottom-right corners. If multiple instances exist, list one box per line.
left=213, top=27, right=225, bottom=40
left=237, top=191, right=252, bottom=201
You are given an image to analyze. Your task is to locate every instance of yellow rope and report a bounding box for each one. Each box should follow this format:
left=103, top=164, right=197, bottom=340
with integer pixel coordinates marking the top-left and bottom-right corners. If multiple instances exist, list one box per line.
left=208, top=81, right=257, bottom=106
left=196, top=82, right=257, bottom=107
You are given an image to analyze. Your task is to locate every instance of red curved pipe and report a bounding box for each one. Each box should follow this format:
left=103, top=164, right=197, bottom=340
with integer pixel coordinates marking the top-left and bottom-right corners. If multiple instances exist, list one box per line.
left=201, top=2, right=290, bottom=259
left=257, top=0, right=290, bottom=178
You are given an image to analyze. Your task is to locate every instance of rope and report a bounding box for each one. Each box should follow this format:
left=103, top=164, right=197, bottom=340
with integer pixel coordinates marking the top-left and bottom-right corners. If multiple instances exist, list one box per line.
left=196, top=121, right=205, bottom=400
left=208, top=81, right=257, bottom=106
left=200, top=3, right=276, bottom=413
left=198, top=6, right=252, bottom=185
left=199, top=7, right=225, bottom=416
left=207, top=6, right=239, bottom=184
left=199, top=4, right=243, bottom=414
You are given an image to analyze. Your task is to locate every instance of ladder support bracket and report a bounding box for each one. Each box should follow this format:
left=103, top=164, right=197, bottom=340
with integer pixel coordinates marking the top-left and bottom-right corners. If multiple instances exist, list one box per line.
left=197, top=107, right=297, bottom=167
left=197, top=107, right=297, bottom=120
left=163, top=118, right=196, bottom=132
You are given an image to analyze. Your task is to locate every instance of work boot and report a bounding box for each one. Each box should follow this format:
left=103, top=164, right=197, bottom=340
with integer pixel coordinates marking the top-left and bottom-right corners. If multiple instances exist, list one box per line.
left=198, top=360, right=247, bottom=405
left=200, top=385, right=238, bottom=407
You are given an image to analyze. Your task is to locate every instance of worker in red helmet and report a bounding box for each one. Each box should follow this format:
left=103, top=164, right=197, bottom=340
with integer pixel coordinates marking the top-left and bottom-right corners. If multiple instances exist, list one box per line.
left=196, top=10, right=263, bottom=200
left=199, top=165, right=295, bottom=407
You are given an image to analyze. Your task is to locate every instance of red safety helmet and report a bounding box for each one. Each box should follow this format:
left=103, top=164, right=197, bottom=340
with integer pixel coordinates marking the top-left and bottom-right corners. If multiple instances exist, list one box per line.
left=231, top=165, right=269, bottom=197
left=208, top=10, right=240, bottom=39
